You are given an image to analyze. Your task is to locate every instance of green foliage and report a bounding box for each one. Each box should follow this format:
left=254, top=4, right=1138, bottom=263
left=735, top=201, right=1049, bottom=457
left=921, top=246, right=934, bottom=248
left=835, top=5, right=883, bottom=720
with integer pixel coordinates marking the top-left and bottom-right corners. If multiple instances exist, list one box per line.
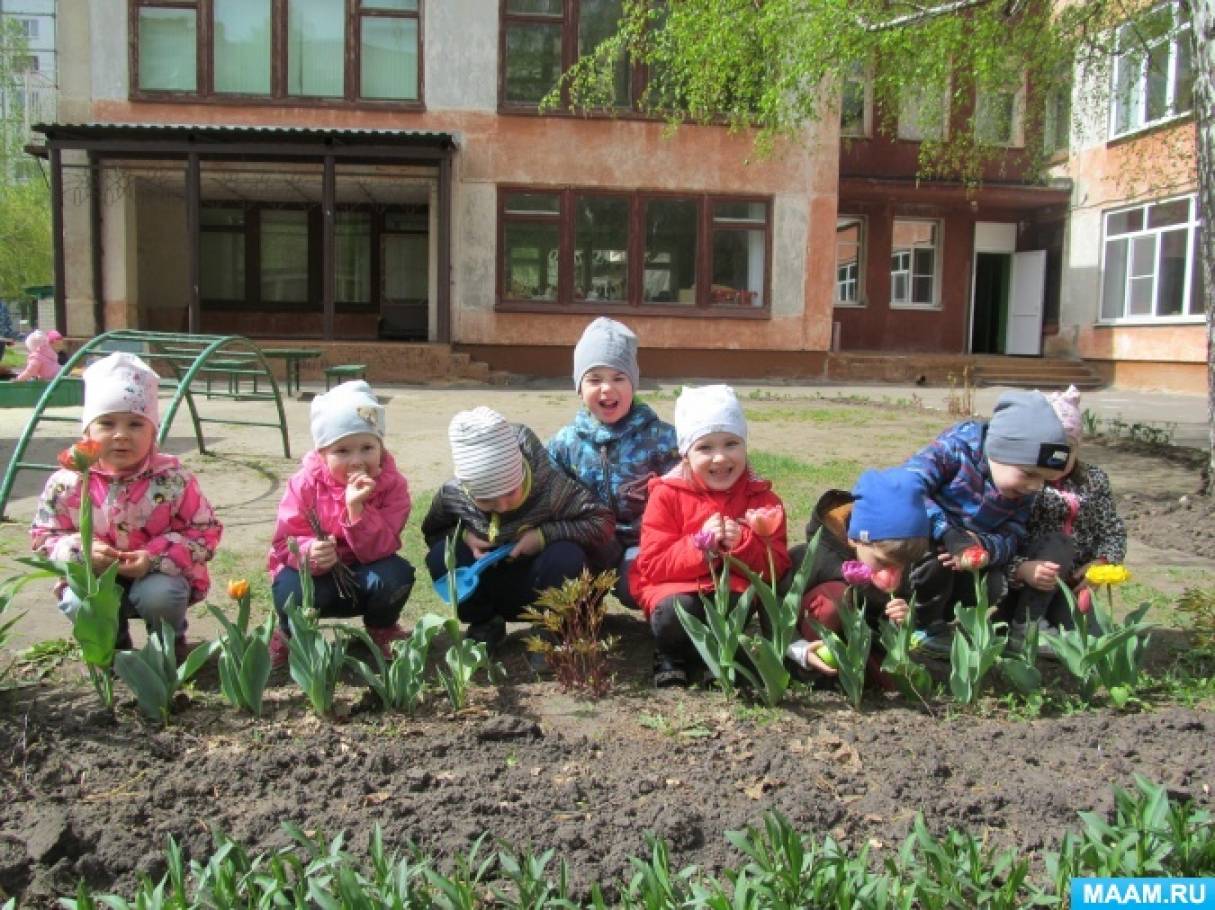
left=1178, top=586, right=1215, bottom=648
left=344, top=613, right=444, bottom=713
left=283, top=600, right=348, bottom=718
left=812, top=589, right=872, bottom=711
left=1043, top=582, right=1153, bottom=706
left=207, top=594, right=273, bottom=717
left=677, top=556, right=755, bottom=698
left=112, top=622, right=215, bottom=725
left=521, top=568, right=619, bottom=697
left=879, top=607, right=935, bottom=708
left=947, top=572, right=1008, bottom=704
left=0, top=177, right=51, bottom=298
left=435, top=527, right=501, bottom=712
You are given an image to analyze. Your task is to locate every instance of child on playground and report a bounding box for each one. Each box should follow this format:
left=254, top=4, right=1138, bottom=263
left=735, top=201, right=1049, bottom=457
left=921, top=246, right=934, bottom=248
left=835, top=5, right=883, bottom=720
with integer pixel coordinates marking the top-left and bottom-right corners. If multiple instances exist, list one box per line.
left=30, top=352, right=222, bottom=660
left=1007, top=386, right=1127, bottom=651
left=267, top=381, right=414, bottom=668
left=421, top=406, right=616, bottom=657
left=548, top=317, right=679, bottom=608
left=901, top=390, right=1073, bottom=657
left=16, top=329, right=64, bottom=381
left=785, top=468, right=930, bottom=680
left=631, top=385, right=790, bottom=688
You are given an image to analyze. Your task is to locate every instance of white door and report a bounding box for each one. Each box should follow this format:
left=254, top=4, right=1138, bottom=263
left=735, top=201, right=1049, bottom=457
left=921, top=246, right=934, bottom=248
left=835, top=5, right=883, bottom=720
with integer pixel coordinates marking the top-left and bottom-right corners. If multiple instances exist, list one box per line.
left=1005, top=250, right=1046, bottom=356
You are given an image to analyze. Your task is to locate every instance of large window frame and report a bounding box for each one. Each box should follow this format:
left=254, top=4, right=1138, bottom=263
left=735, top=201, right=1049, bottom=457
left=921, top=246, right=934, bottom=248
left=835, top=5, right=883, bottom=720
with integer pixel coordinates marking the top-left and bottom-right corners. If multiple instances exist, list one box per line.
left=499, top=0, right=642, bottom=114
left=889, top=218, right=942, bottom=309
left=496, top=187, right=773, bottom=317
left=834, top=215, right=865, bottom=307
left=1099, top=194, right=1203, bottom=324
left=1109, top=0, right=1193, bottom=139
left=839, top=64, right=872, bottom=138
left=130, top=0, right=424, bottom=108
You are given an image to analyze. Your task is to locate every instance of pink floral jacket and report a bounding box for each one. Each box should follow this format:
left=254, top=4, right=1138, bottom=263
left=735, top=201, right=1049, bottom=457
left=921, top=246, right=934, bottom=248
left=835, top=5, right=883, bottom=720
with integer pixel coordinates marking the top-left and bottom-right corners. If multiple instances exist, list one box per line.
left=16, top=338, right=59, bottom=381
left=267, top=449, right=411, bottom=579
left=30, top=451, right=223, bottom=603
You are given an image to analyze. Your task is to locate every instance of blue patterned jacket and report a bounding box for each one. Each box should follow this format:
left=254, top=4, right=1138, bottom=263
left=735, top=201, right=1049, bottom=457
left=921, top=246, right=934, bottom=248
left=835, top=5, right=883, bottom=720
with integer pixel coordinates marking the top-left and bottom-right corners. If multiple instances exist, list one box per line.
left=902, top=419, right=1032, bottom=568
left=548, top=402, right=679, bottom=549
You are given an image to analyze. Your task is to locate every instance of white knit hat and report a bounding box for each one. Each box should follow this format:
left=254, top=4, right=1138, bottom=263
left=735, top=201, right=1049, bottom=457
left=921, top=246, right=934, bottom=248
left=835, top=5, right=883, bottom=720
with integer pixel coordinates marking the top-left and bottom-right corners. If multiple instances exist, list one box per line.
left=673, top=385, right=747, bottom=455
left=573, top=317, right=640, bottom=390
left=81, top=352, right=160, bottom=429
left=310, top=380, right=385, bottom=449
left=448, top=407, right=525, bottom=500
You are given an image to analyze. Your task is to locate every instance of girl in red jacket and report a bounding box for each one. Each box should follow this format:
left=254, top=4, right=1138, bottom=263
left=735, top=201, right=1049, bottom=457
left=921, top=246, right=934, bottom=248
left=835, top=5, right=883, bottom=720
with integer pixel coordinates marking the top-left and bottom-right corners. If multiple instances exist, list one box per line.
left=631, top=385, right=790, bottom=687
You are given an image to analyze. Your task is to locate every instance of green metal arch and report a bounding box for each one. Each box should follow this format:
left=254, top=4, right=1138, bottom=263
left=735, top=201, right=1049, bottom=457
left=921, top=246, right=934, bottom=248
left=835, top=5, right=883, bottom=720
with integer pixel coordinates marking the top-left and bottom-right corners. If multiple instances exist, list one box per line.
left=1, top=330, right=291, bottom=520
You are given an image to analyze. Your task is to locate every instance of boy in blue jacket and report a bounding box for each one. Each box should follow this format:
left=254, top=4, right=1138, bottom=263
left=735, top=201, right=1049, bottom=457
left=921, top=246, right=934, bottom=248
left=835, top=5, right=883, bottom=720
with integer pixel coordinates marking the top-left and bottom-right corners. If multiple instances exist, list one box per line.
left=548, top=317, right=679, bottom=607
left=902, top=390, right=1072, bottom=657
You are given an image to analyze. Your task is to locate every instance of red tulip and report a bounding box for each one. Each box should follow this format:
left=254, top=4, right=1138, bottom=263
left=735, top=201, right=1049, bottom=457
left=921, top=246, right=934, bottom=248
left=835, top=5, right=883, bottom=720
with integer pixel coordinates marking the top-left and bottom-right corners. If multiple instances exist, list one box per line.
left=744, top=506, right=784, bottom=539
left=871, top=566, right=902, bottom=593
left=57, top=439, right=102, bottom=473
left=959, top=545, right=989, bottom=571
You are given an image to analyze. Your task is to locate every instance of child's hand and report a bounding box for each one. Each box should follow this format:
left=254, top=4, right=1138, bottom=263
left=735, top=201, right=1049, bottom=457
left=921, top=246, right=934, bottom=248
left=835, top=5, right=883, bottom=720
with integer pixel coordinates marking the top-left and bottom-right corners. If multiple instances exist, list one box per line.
left=345, top=472, right=376, bottom=515
left=885, top=597, right=910, bottom=624
left=90, top=542, right=119, bottom=572
left=937, top=550, right=961, bottom=571
left=788, top=639, right=838, bottom=676
left=699, top=515, right=725, bottom=547
left=462, top=529, right=493, bottom=560
left=309, top=539, right=338, bottom=572
left=116, top=549, right=152, bottom=579
left=1017, top=559, right=1060, bottom=591
left=720, top=517, right=742, bottom=551
left=510, top=529, right=544, bottom=559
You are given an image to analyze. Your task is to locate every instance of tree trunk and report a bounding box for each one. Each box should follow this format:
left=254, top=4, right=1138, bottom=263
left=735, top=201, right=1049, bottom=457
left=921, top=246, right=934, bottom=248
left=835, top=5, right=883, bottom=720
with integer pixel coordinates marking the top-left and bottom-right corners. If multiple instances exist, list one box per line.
left=1193, top=1, right=1215, bottom=494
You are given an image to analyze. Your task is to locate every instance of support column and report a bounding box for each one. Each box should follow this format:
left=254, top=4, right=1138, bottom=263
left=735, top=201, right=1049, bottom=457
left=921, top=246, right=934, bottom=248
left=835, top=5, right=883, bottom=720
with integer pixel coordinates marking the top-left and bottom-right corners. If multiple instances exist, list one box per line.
left=49, top=145, right=66, bottom=333
left=88, top=153, right=104, bottom=336
left=322, top=154, right=335, bottom=340
left=438, top=151, right=452, bottom=344
left=186, top=152, right=200, bottom=333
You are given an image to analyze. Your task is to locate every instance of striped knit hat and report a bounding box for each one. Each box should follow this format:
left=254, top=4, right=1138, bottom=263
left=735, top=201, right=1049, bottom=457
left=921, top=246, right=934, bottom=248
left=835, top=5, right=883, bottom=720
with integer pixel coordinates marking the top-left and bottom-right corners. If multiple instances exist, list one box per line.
left=448, top=407, right=525, bottom=500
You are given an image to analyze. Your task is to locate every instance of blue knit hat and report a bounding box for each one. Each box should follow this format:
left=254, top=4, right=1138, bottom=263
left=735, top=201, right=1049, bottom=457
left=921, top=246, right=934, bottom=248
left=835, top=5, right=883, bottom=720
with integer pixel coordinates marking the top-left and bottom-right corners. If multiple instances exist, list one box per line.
left=847, top=468, right=930, bottom=543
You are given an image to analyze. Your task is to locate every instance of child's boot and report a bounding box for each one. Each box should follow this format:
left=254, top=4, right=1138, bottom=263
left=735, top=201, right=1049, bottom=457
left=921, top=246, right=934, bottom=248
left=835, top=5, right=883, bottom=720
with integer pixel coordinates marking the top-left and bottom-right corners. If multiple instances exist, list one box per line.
left=367, top=623, right=411, bottom=659
left=652, top=649, right=688, bottom=688
left=269, top=626, right=291, bottom=670
left=466, top=615, right=507, bottom=656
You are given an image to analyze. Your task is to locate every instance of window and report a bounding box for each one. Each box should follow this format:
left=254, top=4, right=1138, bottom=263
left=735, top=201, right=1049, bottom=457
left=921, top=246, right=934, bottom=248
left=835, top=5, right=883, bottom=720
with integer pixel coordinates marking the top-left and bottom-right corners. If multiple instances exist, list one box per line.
left=840, top=64, right=870, bottom=137
left=974, top=75, right=1024, bottom=147
left=17, top=18, right=39, bottom=39
left=1100, top=195, right=1202, bottom=321
left=890, top=219, right=939, bottom=307
left=897, top=85, right=947, bottom=141
left=835, top=217, right=864, bottom=306
left=1043, top=81, right=1071, bottom=155
left=1111, top=1, right=1194, bottom=138
left=200, top=207, right=246, bottom=301
left=499, top=188, right=771, bottom=313
left=132, top=0, right=421, bottom=103
left=501, top=0, right=634, bottom=109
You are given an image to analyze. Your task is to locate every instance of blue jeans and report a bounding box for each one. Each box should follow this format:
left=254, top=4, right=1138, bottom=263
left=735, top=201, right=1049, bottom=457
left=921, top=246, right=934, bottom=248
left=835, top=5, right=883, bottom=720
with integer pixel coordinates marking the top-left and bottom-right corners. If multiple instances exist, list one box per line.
left=424, top=537, right=588, bottom=626
left=272, top=554, right=415, bottom=631
left=58, top=572, right=191, bottom=645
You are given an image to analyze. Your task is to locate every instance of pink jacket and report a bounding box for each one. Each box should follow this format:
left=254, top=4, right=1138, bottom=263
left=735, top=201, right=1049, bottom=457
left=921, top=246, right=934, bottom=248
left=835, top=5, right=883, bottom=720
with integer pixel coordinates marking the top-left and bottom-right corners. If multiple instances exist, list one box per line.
left=16, top=334, right=59, bottom=381
left=267, top=449, right=411, bottom=579
left=30, top=450, right=223, bottom=603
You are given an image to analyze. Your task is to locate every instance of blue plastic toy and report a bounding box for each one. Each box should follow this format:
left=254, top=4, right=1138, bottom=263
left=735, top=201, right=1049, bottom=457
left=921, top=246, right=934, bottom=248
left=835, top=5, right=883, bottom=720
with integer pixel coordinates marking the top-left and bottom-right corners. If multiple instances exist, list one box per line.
left=432, top=544, right=514, bottom=605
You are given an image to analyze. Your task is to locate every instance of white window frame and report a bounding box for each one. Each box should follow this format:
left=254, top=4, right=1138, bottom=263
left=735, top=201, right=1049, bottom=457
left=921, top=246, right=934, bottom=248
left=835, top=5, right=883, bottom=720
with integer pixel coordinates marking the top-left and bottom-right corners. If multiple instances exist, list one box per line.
left=974, top=73, right=1026, bottom=148
left=1099, top=193, right=1203, bottom=324
left=834, top=215, right=866, bottom=307
left=17, top=18, right=39, bottom=39
left=839, top=64, right=872, bottom=138
left=890, top=218, right=942, bottom=309
left=1109, top=1, right=1194, bottom=139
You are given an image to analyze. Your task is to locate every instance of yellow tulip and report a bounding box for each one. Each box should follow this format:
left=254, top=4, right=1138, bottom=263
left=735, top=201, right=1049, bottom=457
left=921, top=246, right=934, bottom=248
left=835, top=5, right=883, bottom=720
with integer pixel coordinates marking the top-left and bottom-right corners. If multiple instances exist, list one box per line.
left=228, top=578, right=250, bottom=600
left=1085, top=564, right=1131, bottom=586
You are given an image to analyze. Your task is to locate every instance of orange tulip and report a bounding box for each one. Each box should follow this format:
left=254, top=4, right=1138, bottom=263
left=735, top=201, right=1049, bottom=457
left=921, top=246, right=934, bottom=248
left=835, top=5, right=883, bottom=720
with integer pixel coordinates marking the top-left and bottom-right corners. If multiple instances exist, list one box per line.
left=57, top=439, right=102, bottom=472
left=228, top=579, right=250, bottom=600
left=744, top=505, right=784, bottom=539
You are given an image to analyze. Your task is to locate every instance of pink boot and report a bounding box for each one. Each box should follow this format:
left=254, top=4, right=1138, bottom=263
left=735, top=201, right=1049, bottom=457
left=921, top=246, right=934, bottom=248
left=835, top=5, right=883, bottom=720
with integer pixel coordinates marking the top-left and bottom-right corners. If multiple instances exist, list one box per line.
left=269, top=627, right=290, bottom=670
left=367, top=623, right=411, bottom=659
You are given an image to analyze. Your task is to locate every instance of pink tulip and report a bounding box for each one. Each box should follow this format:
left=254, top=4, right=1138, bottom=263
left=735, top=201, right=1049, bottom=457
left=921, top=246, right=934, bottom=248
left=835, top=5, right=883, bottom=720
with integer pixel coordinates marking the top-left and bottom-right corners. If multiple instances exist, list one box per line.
left=691, top=529, right=717, bottom=552
left=841, top=560, right=872, bottom=586
left=744, top=506, right=784, bottom=539
left=871, top=566, right=902, bottom=593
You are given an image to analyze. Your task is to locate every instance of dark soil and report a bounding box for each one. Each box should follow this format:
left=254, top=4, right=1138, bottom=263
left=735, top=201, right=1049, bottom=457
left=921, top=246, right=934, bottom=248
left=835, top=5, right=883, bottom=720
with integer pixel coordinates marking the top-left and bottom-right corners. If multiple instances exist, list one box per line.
left=1, top=631, right=1214, bottom=906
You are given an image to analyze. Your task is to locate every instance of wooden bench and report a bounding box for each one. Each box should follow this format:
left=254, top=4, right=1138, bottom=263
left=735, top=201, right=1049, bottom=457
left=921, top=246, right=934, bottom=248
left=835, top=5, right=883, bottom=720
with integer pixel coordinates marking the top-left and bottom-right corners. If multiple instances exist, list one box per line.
left=323, top=363, right=368, bottom=391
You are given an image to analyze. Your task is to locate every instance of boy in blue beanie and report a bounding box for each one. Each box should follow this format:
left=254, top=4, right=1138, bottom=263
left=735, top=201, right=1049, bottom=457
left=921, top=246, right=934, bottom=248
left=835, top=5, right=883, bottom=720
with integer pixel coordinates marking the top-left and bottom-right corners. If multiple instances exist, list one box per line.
left=786, top=468, right=931, bottom=679
left=902, top=390, right=1072, bottom=657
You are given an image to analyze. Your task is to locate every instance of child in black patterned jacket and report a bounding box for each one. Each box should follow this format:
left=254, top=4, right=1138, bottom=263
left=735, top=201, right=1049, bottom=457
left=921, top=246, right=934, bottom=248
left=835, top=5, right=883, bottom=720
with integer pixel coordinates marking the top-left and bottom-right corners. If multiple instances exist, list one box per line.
left=1008, top=386, right=1127, bottom=652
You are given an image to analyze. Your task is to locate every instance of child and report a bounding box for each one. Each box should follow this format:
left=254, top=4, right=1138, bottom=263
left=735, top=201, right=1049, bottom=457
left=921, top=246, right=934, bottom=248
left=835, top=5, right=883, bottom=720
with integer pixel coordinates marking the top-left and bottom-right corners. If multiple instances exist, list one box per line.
left=630, top=385, right=790, bottom=687
left=16, top=329, right=64, bottom=381
left=30, top=352, right=222, bottom=660
left=267, top=381, right=414, bottom=667
left=548, top=317, right=679, bottom=607
left=1007, top=386, right=1127, bottom=650
left=785, top=468, right=930, bottom=680
left=902, top=390, right=1072, bottom=657
left=421, top=406, right=616, bottom=656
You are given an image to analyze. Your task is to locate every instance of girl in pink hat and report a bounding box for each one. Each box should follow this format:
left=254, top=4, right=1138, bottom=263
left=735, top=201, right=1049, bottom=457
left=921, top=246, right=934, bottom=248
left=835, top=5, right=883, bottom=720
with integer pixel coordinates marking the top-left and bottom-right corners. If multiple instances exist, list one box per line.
left=15, top=329, right=64, bottom=381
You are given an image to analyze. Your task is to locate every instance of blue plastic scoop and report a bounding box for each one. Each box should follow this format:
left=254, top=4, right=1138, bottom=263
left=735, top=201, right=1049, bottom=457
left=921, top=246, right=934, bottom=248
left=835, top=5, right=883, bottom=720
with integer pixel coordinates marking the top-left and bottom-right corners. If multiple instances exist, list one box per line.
left=432, top=544, right=514, bottom=605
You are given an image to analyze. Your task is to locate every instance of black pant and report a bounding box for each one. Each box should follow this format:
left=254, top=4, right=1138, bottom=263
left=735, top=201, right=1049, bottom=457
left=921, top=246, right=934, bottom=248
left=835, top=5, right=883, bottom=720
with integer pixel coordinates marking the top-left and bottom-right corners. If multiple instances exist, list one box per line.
left=650, top=591, right=745, bottom=657
left=909, top=550, right=1009, bottom=629
left=271, top=555, right=415, bottom=631
left=1010, top=531, right=1079, bottom=627
left=424, top=537, right=588, bottom=625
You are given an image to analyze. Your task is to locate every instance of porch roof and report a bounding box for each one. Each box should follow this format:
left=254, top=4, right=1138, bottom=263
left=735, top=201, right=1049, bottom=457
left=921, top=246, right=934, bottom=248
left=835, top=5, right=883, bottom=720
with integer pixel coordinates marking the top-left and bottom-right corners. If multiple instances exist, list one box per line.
left=31, top=121, right=458, bottom=161
left=839, top=176, right=1071, bottom=214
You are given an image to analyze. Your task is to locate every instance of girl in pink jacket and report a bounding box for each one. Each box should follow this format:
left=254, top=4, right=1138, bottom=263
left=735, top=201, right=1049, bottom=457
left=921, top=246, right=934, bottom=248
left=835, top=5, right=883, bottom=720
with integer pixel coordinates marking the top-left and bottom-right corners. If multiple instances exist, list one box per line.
left=16, top=329, right=63, bottom=381
left=267, top=380, right=414, bottom=667
left=31, top=353, right=222, bottom=661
